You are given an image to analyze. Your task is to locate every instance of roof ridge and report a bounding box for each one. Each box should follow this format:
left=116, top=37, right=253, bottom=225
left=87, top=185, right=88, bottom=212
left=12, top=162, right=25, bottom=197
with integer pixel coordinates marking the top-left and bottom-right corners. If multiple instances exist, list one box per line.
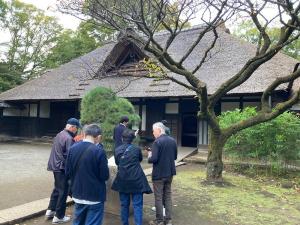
left=153, top=24, right=204, bottom=37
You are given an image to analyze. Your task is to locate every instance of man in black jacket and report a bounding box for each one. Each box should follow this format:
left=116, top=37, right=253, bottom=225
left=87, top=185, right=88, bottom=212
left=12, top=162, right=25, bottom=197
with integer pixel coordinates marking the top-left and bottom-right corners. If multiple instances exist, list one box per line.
left=113, top=116, right=129, bottom=149
left=112, top=129, right=152, bottom=225
left=148, top=122, right=177, bottom=225
left=46, top=118, right=81, bottom=224
left=66, top=124, right=109, bottom=225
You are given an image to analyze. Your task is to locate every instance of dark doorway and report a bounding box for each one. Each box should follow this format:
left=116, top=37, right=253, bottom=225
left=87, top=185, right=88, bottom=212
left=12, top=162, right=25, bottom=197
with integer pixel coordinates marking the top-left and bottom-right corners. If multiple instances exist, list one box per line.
left=181, top=114, right=198, bottom=147
left=145, top=100, right=165, bottom=137
left=164, top=115, right=179, bottom=143
left=48, top=101, right=79, bottom=135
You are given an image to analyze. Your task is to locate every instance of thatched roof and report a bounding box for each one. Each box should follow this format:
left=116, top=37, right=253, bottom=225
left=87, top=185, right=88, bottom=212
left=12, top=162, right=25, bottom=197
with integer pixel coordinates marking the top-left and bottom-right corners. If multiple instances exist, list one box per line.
left=0, top=26, right=298, bottom=101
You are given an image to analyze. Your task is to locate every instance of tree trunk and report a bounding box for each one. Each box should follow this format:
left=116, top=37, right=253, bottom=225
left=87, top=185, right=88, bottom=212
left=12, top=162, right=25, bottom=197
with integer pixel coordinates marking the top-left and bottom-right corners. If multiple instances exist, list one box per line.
left=206, top=132, right=226, bottom=182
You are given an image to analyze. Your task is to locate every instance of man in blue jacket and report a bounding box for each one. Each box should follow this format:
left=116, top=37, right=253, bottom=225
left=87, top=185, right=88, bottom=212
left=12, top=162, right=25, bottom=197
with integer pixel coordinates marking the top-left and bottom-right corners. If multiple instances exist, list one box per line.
left=66, top=124, right=109, bottom=225
left=148, top=122, right=177, bottom=225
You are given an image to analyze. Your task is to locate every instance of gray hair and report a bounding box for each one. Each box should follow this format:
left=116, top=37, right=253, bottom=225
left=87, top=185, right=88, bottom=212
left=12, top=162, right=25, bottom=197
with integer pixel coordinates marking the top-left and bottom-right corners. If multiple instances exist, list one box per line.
left=65, top=124, right=76, bottom=129
left=153, top=122, right=166, bottom=134
left=83, top=124, right=102, bottom=137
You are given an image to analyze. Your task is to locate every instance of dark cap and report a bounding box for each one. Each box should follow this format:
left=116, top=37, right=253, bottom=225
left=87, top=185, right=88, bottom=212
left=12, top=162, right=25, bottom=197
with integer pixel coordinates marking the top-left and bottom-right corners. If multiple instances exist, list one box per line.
left=120, top=116, right=129, bottom=123
left=161, top=120, right=168, bottom=125
left=66, top=118, right=81, bottom=128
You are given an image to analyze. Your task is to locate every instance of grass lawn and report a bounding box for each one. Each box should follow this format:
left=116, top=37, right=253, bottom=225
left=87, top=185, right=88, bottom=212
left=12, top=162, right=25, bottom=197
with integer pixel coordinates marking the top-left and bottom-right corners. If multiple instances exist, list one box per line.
left=173, top=164, right=300, bottom=225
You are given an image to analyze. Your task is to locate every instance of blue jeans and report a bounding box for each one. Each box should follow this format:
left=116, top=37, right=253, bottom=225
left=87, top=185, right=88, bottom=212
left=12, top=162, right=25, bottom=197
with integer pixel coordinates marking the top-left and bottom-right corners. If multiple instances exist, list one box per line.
left=119, top=193, right=143, bottom=225
left=73, top=202, right=104, bottom=225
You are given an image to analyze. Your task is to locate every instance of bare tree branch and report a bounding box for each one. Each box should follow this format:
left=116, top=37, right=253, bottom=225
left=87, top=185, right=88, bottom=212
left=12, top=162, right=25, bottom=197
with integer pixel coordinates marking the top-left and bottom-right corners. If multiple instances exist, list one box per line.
left=245, top=0, right=271, bottom=55
left=209, top=27, right=300, bottom=110
left=192, top=27, right=218, bottom=74
left=178, top=0, right=228, bottom=65
left=59, top=0, right=300, bottom=180
left=223, top=88, right=300, bottom=139
left=261, top=63, right=300, bottom=111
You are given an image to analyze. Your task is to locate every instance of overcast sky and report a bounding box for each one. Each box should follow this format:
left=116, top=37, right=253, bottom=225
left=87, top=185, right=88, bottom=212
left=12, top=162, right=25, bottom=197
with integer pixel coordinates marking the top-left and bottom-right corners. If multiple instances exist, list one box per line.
left=19, top=0, right=200, bottom=29
left=0, top=0, right=282, bottom=46
left=22, top=0, right=81, bottom=30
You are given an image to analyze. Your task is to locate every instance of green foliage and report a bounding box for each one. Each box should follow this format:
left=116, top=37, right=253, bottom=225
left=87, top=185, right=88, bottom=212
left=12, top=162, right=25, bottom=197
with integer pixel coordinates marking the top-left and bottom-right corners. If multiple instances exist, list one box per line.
left=219, top=107, right=300, bottom=161
left=0, top=62, right=23, bottom=92
left=0, top=2, right=115, bottom=92
left=45, top=20, right=115, bottom=68
left=142, top=58, right=167, bottom=79
left=80, top=87, right=140, bottom=151
left=2, top=0, right=62, bottom=79
left=233, top=20, right=300, bottom=60
left=0, top=0, right=7, bottom=21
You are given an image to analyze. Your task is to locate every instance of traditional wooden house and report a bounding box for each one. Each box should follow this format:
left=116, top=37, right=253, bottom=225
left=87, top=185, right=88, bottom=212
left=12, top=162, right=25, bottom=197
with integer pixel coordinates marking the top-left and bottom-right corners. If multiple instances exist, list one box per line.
left=0, top=26, right=298, bottom=147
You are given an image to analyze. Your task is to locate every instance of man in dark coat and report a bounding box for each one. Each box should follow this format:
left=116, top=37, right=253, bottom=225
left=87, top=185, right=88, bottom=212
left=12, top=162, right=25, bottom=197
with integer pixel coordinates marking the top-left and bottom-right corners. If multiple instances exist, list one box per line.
left=112, top=129, right=152, bottom=225
left=46, top=118, right=81, bottom=224
left=66, top=124, right=109, bottom=225
left=113, top=116, right=129, bottom=150
left=148, top=122, right=177, bottom=225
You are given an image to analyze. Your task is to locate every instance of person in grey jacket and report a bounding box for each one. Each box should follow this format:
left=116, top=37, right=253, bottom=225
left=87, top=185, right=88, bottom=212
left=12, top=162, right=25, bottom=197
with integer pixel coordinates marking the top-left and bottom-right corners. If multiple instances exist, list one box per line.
left=46, top=118, right=81, bottom=224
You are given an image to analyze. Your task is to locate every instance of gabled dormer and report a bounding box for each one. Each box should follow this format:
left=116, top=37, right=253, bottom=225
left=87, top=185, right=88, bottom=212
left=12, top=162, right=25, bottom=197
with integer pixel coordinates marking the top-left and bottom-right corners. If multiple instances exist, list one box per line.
left=98, top=39, right=148, bottom=76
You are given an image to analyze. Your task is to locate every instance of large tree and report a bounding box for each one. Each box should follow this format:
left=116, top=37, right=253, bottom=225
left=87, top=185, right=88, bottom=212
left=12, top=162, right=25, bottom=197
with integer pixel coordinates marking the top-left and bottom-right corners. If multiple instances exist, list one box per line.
left=44, top=20, right=115, bottom=68
left=0, top=0, right=6, bottom=21
left=59, top=0, right=300, bottom=181
left=0, top=62, right=22, bottom=92
left=233, top=20, right=300, bottom=60
left=2, top=0, right=62, bottom=79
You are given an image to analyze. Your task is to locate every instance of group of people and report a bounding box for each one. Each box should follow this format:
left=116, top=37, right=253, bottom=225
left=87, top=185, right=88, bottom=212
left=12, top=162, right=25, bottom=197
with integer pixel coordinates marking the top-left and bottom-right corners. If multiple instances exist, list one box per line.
left=45, top=116, right=178, bottom=225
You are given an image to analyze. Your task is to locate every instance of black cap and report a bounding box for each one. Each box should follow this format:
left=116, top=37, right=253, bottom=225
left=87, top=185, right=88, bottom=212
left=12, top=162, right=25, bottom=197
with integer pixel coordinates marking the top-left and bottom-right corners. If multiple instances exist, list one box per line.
left=161, top=120, right=168, bottom=125
left=67, top=118, right=81, bottom=128
left=120, top=116, right=129, bottom=123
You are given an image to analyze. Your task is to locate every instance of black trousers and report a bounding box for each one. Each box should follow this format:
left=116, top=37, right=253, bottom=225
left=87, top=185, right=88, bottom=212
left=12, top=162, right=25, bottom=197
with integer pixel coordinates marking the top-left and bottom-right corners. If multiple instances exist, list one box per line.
left=48, top=171, right=69, bottom=219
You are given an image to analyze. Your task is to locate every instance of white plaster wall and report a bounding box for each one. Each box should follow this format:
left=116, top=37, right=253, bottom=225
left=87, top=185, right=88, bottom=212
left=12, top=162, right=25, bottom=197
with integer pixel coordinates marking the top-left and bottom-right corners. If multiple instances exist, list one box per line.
left=30, top=104, right=38, bottom=117
left=3, top=108, right=21, bottom=117
left=40, top=101, right=50, bottom=118
left=221, top=102, right=240, bottom=112
left=165, top=103, right=179, bottom=114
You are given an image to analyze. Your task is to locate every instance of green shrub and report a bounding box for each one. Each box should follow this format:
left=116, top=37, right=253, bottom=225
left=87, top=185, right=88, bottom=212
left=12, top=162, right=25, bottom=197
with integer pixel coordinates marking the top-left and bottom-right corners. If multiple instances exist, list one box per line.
left=80, top=87, right=140, bottom=151
left=219, top=107, right=300, bottom=161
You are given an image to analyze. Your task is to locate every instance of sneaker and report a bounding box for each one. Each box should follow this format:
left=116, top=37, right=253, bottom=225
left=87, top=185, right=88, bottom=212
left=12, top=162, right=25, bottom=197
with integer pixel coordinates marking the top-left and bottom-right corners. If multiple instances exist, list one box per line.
left=148, top=220, right=164, bottom=225
left=165, top=219, right=173, bottom=225
left=52, top=216, right=71, bottom=224
left=151, top=207, right=166, bottom=216
left=45, top=210, right=55, bottom=219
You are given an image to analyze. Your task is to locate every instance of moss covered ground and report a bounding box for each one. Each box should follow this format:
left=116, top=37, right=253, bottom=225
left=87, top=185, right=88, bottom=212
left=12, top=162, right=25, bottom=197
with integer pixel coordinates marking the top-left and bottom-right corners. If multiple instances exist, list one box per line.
left=172, top=164, right=300, bottom=225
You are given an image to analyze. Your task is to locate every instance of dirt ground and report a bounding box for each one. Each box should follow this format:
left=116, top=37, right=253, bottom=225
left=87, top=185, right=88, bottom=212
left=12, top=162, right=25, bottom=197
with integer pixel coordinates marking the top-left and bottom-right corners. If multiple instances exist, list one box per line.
left=2, top=142, right=299, bottom=225
left=18, top=165, right=223, bottom=225
left=19, top=164, right=300, bottom=225
left=0, top=142, right=53, bottom=210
